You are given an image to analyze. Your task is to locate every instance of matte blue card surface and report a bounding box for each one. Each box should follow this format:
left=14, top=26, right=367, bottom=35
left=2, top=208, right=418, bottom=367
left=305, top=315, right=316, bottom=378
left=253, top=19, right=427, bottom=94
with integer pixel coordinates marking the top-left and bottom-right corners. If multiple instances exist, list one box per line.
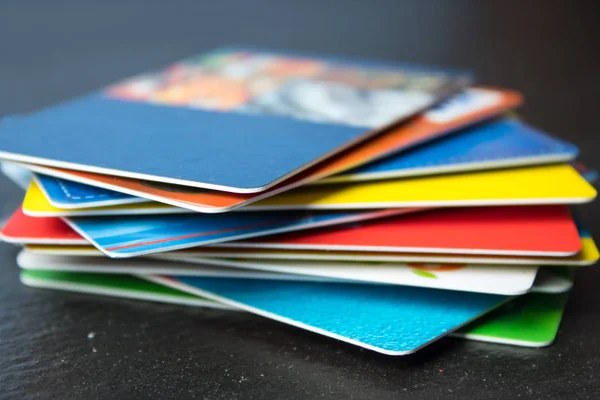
left=66, top=209, right=403, bottom=258
left=156, top=276, right=508, bottom=355
left=323, top=118, right=579, bottom=182
left=0, top=48, right=469, bottom=193
left=35, top=174, right=142, bottom=208
left=32, top=117, right=577, bottom=209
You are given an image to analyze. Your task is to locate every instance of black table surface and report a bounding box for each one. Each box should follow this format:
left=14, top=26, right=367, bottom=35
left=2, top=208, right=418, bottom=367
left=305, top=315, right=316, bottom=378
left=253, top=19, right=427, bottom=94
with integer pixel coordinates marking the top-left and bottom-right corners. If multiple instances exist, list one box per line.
left=1, top=1, right=599, bottom=398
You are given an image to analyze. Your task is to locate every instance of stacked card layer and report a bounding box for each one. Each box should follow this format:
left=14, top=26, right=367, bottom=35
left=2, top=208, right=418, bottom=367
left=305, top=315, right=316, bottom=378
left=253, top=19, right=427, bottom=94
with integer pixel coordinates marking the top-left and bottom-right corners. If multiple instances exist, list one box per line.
left=0, top=47, right=597, bottom=355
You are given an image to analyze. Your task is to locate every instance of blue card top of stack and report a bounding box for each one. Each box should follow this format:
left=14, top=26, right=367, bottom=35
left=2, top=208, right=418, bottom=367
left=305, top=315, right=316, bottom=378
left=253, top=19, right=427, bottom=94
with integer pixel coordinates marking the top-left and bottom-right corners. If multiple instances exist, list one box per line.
left=33, top=118, right=579, bottom=207
left=0, top=47, right=470, bottom=192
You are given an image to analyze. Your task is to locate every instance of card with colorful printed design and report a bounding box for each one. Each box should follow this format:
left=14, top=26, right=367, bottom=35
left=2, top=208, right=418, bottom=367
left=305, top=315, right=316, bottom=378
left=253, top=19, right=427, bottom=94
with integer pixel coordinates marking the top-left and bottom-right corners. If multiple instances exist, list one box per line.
left=151, top=275, right=508, bottom=355
left=2, top=205, right=584, bottom=256
left=246, top=164, right=595, bottom=210
left=33, top=115, right=577, bottom=209
left=0, top=47, right=471, bottom=193
left=6, top=206, right=596, bottom=264
left=23, top=163, right=597, bottom=217
left=215, top=206, right=582, bottom=256
left=320, top=118, right=578, bottom=183
left=12, top=86, right=522, bottom=213
left=2, top=207, right=415, bottom=247
left=34, top=174, right=148, bottom=209
left=23, top=180, right=173, bottom=217
left=15, top=250, right=539, bottom=295
left=65, top=208, right=413, bottom=258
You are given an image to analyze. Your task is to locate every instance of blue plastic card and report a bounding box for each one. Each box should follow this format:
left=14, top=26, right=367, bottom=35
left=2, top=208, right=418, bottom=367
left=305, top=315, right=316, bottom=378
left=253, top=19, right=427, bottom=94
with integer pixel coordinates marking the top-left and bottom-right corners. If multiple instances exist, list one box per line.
left=321, top=118, right=578, bottom=183
left=156, top=275, right=508, bottom=355
left=35, top=174, right=142, bottom=209
left=0, top=48, right=469, bottom=193
left=66, top=209, right=404, bottom=258
left=32, top=117, right=578, bottom=209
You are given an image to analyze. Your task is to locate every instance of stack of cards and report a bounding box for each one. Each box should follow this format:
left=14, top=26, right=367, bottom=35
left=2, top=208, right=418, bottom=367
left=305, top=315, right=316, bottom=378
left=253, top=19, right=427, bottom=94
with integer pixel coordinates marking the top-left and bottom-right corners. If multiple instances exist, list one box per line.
left=0, top=47, right=597, bottom=355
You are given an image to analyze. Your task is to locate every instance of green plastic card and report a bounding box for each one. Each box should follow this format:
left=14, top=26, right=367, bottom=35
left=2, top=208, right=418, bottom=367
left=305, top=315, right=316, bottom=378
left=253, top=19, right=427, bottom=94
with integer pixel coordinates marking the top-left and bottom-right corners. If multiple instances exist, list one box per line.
left=20, top=269, right=231, bottom=310
left=453, top=292, right=569, bottom=347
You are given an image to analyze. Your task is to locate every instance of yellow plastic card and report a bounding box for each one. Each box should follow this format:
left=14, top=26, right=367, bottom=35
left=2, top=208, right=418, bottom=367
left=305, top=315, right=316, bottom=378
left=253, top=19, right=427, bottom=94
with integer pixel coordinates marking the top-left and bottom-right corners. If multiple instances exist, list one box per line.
left=24, top=164, right=596, bottom=216
left=252, top=164, right=596, bottom=209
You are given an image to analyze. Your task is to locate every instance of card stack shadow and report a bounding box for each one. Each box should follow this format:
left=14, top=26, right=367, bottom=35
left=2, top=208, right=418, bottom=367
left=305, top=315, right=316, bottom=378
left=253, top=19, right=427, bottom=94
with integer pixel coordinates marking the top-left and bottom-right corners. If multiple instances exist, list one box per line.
left=0, top=48, right=597, bottom=355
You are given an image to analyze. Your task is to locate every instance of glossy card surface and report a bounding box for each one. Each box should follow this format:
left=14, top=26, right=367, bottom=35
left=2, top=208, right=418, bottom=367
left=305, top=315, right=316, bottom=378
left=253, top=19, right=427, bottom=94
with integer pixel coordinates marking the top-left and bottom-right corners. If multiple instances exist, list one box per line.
left=155, top=275, right=508, bottom=355
left=322, top=118, right=578, bottom=183
left=454, top=292, right=569, bottom=347
left=0, top=208, right=85, bottom=244
left=66, top=209, right=412, bottom=258
left=16, top=251, right=538, bottom=295
left=14, top=86, right=522, bottom=212
left=0, top=48, right=469, bottom=192
left=216, top=206, right=582, bottom=256
left=24, top=164, right=597, bottom=216
left=35, top=174, right=146, bottom=209
left=4, top=205, right=583, bottom=256
left=6, top=205, right=594, bottom=263
left=20, top=270, right=562, bottom=348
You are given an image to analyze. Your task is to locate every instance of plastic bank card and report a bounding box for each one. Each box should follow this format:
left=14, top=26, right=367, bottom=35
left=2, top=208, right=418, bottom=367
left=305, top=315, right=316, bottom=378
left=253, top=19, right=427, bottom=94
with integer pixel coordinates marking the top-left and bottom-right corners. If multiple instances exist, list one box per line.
left=22, top=180, right=174, bottom=217
left=1, top=207, right=411, bottom=246
left=1, top=208, right=86, bottom=245
left=320, top=118, right=578, bottom=183
left=19, top=269, right=564, bottom=348
left=453, top=292, right=570, bottom=347
left=35, top=173, right=147, bottom=209
left=65, top=208, right=415, bottom=258
left=152, top=275, right=508, bottom=355
left=3, top=205, right=583, bottom=257
left=0, top=47, right=471, bottom=193
left=5, top=206, right=594, bottom=264
left=16, top=251, right=538, bottom=296
left=12, top=86, right=522, bottom=213
left=23, top=163, right=597, bottom=216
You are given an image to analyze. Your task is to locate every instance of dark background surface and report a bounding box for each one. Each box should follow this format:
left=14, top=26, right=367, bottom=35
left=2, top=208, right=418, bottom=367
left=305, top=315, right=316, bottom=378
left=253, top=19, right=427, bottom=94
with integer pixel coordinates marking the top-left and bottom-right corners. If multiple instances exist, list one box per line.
left=1, top=1, right=599, bottom=398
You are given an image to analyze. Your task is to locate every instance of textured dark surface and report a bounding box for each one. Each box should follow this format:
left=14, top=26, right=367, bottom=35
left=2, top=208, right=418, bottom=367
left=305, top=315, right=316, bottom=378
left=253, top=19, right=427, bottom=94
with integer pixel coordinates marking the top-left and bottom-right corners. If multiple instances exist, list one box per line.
left=1, top=1, right=599, bottom=399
